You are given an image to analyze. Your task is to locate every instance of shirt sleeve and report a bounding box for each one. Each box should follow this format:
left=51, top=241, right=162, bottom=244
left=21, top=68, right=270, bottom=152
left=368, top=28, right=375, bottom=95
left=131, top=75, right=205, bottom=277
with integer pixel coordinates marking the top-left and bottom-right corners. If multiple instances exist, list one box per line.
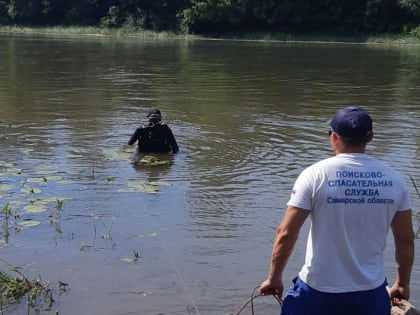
left=287, top=167, right=314, bottom=211
left=128, top=128, right=142, bottom=145
left=167, top=127, right=179, bottom=154
left=397, top=179, right=412, bottom=211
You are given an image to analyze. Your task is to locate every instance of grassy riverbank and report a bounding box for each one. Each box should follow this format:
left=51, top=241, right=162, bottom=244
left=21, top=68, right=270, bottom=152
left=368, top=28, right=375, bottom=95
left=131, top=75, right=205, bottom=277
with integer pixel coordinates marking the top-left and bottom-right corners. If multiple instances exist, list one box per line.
left=0, top=25, right=195, bottom=40
left=209, top=31, right=420, bottom=45
left=1, top=25, right=420, bottom=45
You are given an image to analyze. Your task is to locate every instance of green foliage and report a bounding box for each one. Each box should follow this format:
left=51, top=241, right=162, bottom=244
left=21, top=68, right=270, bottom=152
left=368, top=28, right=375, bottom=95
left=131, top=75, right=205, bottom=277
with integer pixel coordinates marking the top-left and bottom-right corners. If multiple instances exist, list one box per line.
left=0, top=270, right=29, bottom=302
left=5, top=0, right=53, bottom=24
left=0, top=1, right=10, bottom=24
left=180, top=0, right=245, bottom=32
left=399, top=0, right=420, bottom=15
left=140, top=155, right=170, bottom=166
left=97, top=1, right=188, bottom=31
left=0, top=260, right=50, bottom=310
left=63, top=0, right=114, bottom=26
left=0, top=0, right=419, bottom=34
left=55, top=199, right=63, bottom=211
left=2, top=204, right=11, bottom=219
left=100, top=5, right=123, bottom=27
left=408, top=24, right=420, bottom=37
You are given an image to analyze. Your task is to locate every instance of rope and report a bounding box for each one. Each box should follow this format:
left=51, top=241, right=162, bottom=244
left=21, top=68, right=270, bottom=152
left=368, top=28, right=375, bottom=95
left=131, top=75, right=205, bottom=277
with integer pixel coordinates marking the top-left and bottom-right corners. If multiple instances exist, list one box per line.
left=149, top=220, right=201, bottom=314
left=409, top=174, right=420, bottom=198
left=236, top=285, right=283, bottom=315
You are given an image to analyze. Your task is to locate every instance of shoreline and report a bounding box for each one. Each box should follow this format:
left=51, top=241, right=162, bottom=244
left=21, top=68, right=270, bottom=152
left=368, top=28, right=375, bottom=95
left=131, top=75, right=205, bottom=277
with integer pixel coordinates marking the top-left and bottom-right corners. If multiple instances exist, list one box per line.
left=1, top=25, right=420, bottom=45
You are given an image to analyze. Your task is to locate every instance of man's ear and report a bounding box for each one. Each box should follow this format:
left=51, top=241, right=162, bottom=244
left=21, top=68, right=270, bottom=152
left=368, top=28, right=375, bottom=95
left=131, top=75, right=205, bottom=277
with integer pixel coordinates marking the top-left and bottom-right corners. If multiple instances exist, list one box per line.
left=366, top=131, right=373, bottom=143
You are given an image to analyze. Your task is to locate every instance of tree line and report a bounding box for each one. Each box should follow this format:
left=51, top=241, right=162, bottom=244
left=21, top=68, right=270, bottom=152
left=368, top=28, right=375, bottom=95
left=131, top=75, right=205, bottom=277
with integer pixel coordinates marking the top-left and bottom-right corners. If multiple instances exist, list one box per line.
left=1, top=0, right=420, bottom=35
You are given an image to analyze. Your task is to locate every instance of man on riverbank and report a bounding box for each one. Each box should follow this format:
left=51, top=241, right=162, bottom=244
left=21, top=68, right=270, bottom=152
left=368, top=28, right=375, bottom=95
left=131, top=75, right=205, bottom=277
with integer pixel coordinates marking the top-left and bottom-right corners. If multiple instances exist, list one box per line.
left=259, top=106, right=414, bottom=314
left=127, top=109, right=179, bottom=154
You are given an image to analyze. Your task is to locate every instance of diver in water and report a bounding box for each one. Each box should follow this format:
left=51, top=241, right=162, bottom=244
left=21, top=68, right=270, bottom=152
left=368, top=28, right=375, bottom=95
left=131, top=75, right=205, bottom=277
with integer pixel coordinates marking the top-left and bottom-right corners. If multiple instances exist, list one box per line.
left=127, top=109, right=179, bottom=154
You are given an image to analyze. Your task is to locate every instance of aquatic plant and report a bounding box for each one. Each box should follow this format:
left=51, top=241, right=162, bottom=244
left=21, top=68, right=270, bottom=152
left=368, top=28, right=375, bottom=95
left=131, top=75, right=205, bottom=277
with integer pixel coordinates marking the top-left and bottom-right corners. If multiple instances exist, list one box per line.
left=118, top=181, right=160, bottom=194
left=0, top=149, right=176, bottom=311
left=1, top=203, right=20, bottom=244
left=55, top=199, right=63, bottom=211
left=48, top=199, right=64, bottom=239
left=0, top=259, right=51, bottom=314
left=1, top=204, right=12, bottom=244
left=121, top=250, right=140, bottom=263
left=1, top=204, right=12, bottom=221
left=140, top=155, right=170, bottom=166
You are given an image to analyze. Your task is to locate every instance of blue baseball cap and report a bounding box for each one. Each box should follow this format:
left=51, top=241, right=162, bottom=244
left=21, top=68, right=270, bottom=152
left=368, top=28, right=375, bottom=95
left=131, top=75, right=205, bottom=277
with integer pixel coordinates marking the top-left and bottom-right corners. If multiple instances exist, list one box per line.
left=329, top=107, right=372, bottom=138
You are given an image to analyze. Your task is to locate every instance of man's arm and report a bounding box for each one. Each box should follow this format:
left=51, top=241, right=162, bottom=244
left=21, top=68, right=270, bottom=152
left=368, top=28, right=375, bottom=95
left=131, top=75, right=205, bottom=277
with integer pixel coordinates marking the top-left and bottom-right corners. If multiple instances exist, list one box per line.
left=389, top=209, right=414, bottom=301
left=127, top=128, right=141, bottom=145
left=167, top=128, right=179, bottom=154
left=259, top=206, right=310, bottom=297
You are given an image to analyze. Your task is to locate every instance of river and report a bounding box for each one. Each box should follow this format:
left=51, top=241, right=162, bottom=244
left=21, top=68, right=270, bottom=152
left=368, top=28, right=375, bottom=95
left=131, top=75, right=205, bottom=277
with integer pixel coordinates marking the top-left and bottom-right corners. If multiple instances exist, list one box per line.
left=0, top=34, right=419, bottom=314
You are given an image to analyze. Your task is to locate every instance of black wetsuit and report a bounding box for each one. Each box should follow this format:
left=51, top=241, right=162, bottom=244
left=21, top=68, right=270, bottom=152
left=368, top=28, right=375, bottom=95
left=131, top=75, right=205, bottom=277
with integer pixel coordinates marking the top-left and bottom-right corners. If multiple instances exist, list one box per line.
left=128, top=123, right=179, bottom=154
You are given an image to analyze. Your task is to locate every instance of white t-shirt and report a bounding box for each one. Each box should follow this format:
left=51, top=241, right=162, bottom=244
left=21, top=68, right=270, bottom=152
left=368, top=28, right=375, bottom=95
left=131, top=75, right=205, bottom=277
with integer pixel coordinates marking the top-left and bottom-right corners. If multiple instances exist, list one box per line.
left=287, top=153, right=411, bottom=293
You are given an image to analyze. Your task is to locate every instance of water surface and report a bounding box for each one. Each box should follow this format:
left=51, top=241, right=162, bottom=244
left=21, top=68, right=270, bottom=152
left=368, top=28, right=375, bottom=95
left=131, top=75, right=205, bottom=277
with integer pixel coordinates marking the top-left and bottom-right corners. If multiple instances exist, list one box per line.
left=0, top=35, right=419, bottom=314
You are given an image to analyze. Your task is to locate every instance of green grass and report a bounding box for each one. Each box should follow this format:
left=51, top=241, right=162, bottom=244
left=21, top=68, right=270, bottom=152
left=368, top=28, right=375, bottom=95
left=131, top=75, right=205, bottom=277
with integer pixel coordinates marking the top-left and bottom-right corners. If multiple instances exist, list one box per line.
left=0, top=259, right=51, bottom=313
left=0, top=25, right=197, bottom=40
left=1, top=25, right=420, bottom=45
left=203, top=30, right=420, bottom=45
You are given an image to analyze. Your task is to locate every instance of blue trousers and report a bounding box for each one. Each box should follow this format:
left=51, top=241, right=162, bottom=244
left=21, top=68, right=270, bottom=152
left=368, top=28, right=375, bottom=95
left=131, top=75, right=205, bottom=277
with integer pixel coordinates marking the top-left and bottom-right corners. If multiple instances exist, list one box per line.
left=281, top=277, right=390, bottom=315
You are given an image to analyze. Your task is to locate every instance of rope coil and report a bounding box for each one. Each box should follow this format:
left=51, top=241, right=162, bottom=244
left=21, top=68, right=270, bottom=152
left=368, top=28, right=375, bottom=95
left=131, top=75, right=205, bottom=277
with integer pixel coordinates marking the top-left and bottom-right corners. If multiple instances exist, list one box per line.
left=236, top=285, right=283, bottom=315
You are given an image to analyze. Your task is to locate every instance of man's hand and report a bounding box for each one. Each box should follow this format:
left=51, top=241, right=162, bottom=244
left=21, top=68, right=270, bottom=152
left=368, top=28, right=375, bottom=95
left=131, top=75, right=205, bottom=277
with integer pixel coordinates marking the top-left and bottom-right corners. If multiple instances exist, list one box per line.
left=259, top=277, right=284, bottom=299
left=123, top=144, right=136, bottom=152
left=388, top=282, right=410, bottom=305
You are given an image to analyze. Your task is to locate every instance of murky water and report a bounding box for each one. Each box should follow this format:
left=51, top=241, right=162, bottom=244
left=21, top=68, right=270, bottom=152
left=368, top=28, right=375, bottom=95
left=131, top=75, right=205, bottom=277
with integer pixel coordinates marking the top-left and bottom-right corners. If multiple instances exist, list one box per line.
left=0, top=35, right=419, bottom=314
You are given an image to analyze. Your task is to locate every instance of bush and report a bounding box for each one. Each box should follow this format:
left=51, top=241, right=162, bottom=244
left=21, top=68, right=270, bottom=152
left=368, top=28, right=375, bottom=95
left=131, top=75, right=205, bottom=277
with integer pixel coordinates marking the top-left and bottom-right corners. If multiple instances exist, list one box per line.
left=409, top=25, right=420, bottom=38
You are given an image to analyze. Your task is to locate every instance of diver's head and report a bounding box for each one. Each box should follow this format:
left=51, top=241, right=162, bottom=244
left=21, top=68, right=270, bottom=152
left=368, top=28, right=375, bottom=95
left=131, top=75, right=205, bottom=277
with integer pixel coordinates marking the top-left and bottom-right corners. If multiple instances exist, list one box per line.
left=147, top=109, right=162, bottom=125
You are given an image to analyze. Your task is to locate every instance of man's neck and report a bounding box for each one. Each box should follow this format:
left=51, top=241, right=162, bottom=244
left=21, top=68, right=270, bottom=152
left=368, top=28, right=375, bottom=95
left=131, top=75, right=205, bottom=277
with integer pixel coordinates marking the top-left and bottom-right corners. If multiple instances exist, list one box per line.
left=336, top=148, right=366, bottom=154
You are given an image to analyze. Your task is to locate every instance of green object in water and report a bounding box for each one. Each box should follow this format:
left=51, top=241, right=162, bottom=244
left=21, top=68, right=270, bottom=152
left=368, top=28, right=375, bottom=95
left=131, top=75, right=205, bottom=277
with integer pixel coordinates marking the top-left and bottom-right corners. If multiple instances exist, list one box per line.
left=140, top=155, right=170, bottom=166
left=18, top=220, right=41, bottom=227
